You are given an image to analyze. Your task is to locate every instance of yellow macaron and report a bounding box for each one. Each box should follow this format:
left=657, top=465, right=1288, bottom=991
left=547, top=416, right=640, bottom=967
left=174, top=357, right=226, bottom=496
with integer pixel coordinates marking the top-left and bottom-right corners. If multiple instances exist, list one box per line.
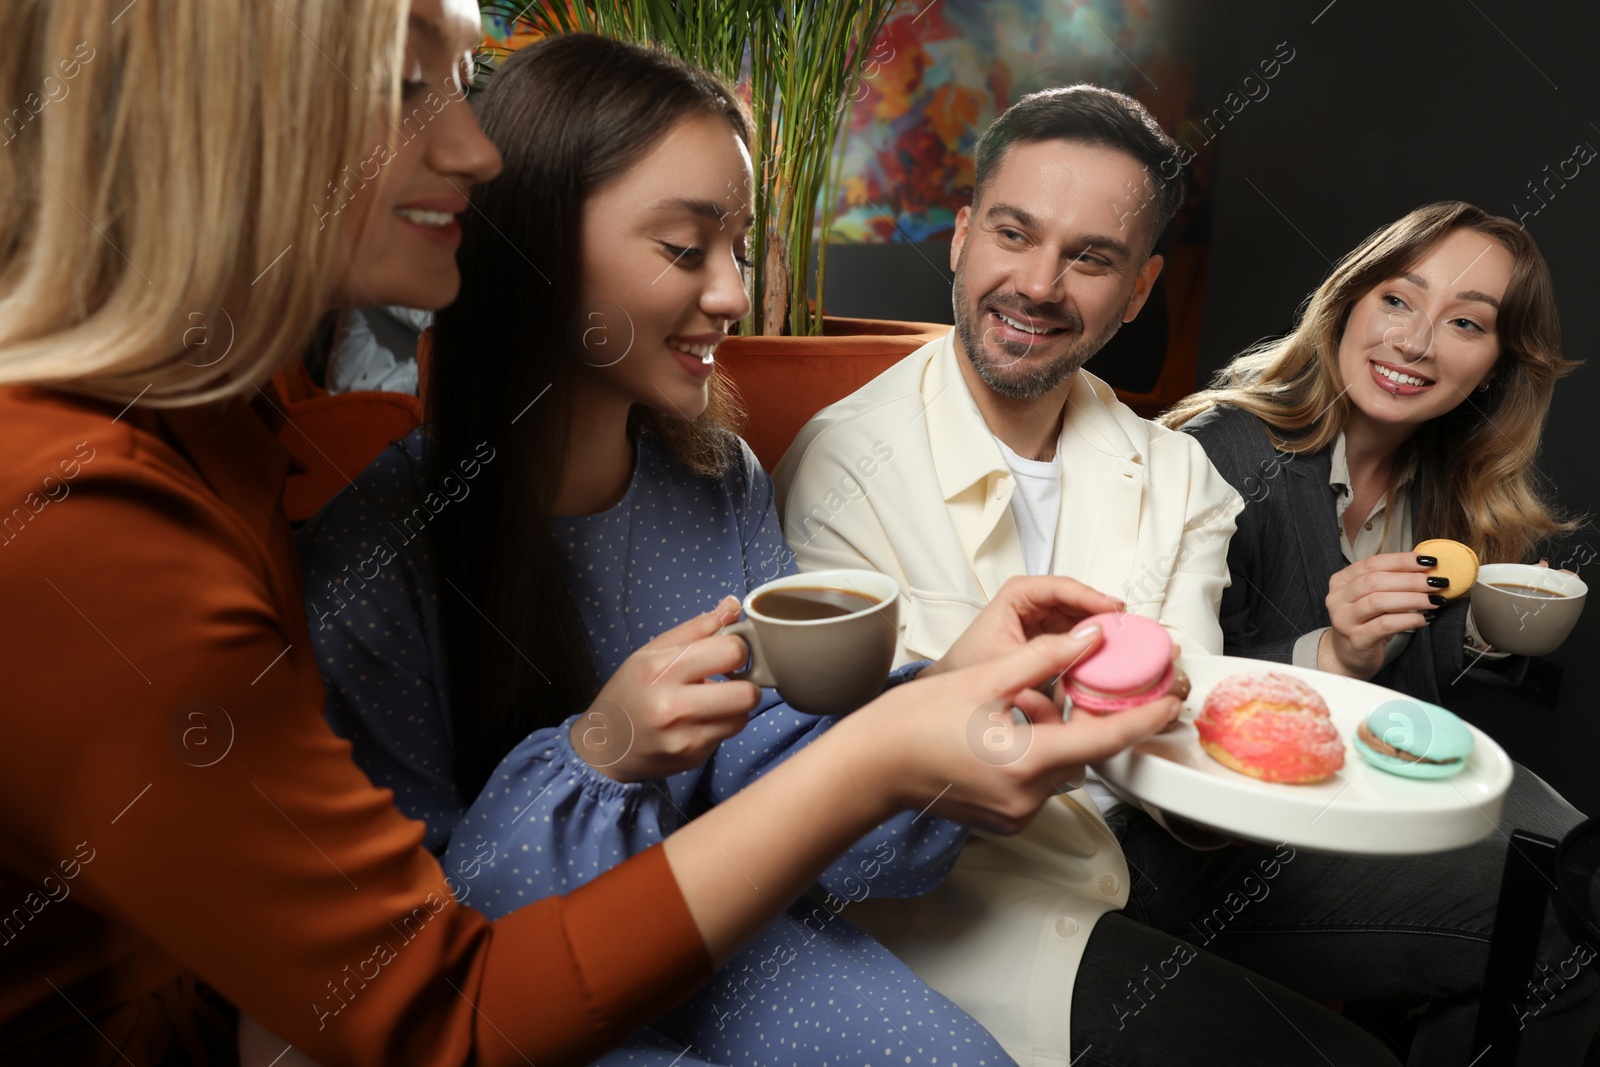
left=1414, top=538, right=1479, bottom=599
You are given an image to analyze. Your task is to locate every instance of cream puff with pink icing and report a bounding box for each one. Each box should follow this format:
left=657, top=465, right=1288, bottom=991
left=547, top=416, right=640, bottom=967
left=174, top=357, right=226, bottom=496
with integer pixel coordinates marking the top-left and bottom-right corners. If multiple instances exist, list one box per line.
left=1195, top=671, right=1345, bottom=784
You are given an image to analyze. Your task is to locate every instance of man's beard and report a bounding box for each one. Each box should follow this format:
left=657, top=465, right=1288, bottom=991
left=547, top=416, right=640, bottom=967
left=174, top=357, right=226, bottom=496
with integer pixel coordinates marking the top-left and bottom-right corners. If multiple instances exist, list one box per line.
left=951, top=246, right=1129, bottom=401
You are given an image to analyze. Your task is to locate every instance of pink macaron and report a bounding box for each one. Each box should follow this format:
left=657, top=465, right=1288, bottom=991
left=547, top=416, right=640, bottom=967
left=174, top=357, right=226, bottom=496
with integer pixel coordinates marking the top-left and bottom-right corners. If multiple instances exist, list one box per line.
left=1061, top=612, right=1175, bottom=715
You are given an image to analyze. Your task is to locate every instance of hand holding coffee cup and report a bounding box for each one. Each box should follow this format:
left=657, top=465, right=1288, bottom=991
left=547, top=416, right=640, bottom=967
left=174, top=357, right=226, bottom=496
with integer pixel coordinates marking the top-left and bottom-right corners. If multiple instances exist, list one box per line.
left=720, top=570, right=902, bottom=716
left=571, top=596, right=763, bottom=783
left=1470, top=563, right=1587, bottom=656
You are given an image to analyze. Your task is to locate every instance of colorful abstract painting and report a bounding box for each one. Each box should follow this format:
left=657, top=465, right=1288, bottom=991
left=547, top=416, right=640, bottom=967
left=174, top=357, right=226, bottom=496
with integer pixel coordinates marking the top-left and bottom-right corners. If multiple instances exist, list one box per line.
left=478, top=0, right=1214, bottom=248
left=828, top=0, right=1205, bottom=242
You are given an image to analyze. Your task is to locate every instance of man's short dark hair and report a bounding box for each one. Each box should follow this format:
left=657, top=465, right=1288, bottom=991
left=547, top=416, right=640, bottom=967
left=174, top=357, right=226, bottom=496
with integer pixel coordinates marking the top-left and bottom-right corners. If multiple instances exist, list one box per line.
left=972, top=84, right=1184, bottom=253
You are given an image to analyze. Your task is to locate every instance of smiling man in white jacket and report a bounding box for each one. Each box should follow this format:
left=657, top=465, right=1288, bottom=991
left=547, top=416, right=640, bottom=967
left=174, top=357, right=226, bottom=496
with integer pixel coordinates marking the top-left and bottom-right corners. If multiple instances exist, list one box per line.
left=771, top=87, right=1409, bottom=1066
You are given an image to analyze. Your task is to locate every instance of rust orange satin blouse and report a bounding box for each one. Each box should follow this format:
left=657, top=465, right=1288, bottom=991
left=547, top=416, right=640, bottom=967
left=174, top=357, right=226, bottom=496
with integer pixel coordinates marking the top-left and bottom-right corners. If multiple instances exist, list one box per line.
left=0, top=384, right=710, bottom=1066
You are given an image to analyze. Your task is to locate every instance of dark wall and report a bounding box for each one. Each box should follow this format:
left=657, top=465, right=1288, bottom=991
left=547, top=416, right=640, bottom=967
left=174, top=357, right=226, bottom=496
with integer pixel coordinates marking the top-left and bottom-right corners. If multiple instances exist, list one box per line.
left=813, top=241, right=955, bottom=325
left=1197, top=0, right=1600, bottom=812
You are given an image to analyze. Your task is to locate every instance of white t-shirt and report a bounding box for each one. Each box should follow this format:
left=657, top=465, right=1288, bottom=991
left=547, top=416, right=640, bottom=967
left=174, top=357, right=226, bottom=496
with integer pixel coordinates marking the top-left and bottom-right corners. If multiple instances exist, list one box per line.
left=993, top=437, right=1060, bottom=577
left=994, top=436, right=1126, bottom=817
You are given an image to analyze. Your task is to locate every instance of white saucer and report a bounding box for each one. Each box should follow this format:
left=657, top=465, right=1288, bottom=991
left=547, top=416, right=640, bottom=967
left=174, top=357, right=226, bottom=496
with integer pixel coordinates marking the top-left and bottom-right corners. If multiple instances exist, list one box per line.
left=1091, top=655, right=1514, bottom=855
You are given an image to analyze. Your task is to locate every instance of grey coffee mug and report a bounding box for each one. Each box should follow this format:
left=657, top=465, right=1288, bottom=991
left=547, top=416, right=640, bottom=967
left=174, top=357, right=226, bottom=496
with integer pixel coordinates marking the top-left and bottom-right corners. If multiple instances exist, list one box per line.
left=721, top=569, right=902, bottom=716
left=1471, top=563, right=1587, bottom=656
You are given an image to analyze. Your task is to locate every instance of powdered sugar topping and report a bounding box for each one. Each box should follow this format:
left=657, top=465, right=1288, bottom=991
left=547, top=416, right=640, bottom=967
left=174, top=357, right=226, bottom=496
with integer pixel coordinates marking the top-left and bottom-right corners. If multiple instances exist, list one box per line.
left=1202, top=670, right=1331, bottom=718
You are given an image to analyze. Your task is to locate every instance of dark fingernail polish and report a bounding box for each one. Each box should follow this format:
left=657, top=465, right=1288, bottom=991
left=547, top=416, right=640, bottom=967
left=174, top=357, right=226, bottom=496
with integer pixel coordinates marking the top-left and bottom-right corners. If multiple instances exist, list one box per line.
left=1417, top=555, right=1438, bottom=567
left=1429, top=594, right=1448, bottom=606
left=1427, top=576, right=1450, bottom=588
left=1423, top=610, right=1440, bottom=622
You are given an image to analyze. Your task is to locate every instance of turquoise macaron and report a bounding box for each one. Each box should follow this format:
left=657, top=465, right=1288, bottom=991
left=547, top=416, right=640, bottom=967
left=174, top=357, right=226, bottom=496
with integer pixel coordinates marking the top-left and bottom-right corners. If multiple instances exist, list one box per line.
left=1353, top=699, right=1475, bottom=779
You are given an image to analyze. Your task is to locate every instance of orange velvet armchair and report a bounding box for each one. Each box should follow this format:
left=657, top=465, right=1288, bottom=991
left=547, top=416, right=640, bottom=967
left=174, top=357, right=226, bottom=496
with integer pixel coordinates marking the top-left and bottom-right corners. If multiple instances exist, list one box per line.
left=270, top=318, right=947, bottom=523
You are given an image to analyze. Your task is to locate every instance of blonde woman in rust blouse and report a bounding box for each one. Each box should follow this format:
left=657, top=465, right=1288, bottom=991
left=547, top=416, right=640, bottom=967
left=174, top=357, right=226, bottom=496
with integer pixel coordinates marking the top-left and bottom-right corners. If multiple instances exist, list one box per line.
left=0, top=2, right=1182, bottom=1064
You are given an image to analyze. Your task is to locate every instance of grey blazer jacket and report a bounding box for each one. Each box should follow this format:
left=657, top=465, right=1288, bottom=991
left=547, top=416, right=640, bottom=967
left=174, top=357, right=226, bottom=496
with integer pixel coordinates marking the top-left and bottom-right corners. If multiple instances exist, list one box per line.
left=1182, top=404, right=1520, bottom=706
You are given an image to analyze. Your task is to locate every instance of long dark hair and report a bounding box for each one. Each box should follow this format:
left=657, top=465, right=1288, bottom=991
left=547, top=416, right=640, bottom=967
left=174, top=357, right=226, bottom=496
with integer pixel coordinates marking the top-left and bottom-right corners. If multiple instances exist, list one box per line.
left=427, top=34, right=749, bottom=800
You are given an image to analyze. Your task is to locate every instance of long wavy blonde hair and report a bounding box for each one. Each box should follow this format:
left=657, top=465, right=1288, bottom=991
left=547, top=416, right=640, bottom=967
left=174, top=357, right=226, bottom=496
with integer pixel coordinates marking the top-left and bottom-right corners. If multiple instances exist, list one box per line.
left=0, top=0, right=408, bottom=406
left=1164, top=201, right=1577, bottom=564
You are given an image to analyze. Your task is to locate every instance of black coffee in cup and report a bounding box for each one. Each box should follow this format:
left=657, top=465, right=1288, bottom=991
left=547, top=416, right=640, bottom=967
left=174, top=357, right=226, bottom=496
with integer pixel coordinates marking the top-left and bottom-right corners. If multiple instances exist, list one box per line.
left=752, top=587, right=880, bottom=621
left=1473, top=563, right=1587, bottom=656
left=724, top=570, right=901, bottom=715
left=1490, top=583, right=1567, bottom=599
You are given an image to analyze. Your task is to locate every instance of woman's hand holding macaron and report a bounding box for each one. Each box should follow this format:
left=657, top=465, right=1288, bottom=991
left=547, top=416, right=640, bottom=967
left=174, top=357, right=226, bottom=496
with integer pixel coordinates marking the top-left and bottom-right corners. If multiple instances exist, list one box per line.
left=837, top=628, right=1183, bottom=836
left=1319, top=548, right=1461, bottom=679
left=930, top=575, right=1125, bottom=680
left=1058, top=612, right=1189, bottom=714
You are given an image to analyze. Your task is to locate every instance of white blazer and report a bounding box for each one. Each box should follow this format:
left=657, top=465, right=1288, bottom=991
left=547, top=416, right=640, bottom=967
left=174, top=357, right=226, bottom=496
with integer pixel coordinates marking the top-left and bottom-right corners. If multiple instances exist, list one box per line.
left=773, top=331, right=1243, bottom=1064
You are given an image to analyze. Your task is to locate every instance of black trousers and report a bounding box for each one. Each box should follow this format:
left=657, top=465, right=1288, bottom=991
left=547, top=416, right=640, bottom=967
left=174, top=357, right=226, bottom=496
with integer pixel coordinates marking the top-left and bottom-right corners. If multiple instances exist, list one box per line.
left=1070, top=766, right=1600, bottom=1066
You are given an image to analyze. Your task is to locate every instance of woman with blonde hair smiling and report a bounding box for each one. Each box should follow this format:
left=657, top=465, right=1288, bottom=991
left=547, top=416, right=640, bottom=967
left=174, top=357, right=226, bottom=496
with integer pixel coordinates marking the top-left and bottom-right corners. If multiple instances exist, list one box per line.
left=1167, top=200, right=1576, bottom=697
left=1160, top=202, right=1599, bottom=1062
left=0, top=2, right=1180, bottom=1063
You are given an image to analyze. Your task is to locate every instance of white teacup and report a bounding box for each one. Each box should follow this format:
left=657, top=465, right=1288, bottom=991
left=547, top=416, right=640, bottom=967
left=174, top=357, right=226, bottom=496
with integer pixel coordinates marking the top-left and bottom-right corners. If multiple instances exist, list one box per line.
left=720, top=569, right=902, bottom=716
left=1471, top=563, right=1587, bottom=656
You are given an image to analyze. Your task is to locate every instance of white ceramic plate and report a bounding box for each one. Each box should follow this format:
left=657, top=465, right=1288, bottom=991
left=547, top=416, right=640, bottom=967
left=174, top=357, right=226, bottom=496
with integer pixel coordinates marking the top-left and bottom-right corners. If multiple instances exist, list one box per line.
left=1091, top=655, right=1514, bottom=855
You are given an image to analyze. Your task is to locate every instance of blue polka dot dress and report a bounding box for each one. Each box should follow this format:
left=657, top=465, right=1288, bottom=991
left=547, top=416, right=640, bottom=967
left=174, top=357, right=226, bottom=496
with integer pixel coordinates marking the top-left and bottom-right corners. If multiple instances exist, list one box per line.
left=297, top=427, right=1015, bottom=1067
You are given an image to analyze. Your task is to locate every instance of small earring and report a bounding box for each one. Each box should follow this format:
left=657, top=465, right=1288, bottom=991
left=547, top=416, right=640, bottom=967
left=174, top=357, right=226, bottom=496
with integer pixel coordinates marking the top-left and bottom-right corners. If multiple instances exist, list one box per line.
left=1476, top=381, right=1492, bottom=393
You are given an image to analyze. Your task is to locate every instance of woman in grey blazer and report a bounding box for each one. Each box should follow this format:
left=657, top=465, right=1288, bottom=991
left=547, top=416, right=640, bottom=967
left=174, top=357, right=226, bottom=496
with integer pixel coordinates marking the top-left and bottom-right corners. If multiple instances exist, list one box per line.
left=1134, top=202, right=1600, bottom=1063
left=1168, top=201, right=1576, bottom=705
